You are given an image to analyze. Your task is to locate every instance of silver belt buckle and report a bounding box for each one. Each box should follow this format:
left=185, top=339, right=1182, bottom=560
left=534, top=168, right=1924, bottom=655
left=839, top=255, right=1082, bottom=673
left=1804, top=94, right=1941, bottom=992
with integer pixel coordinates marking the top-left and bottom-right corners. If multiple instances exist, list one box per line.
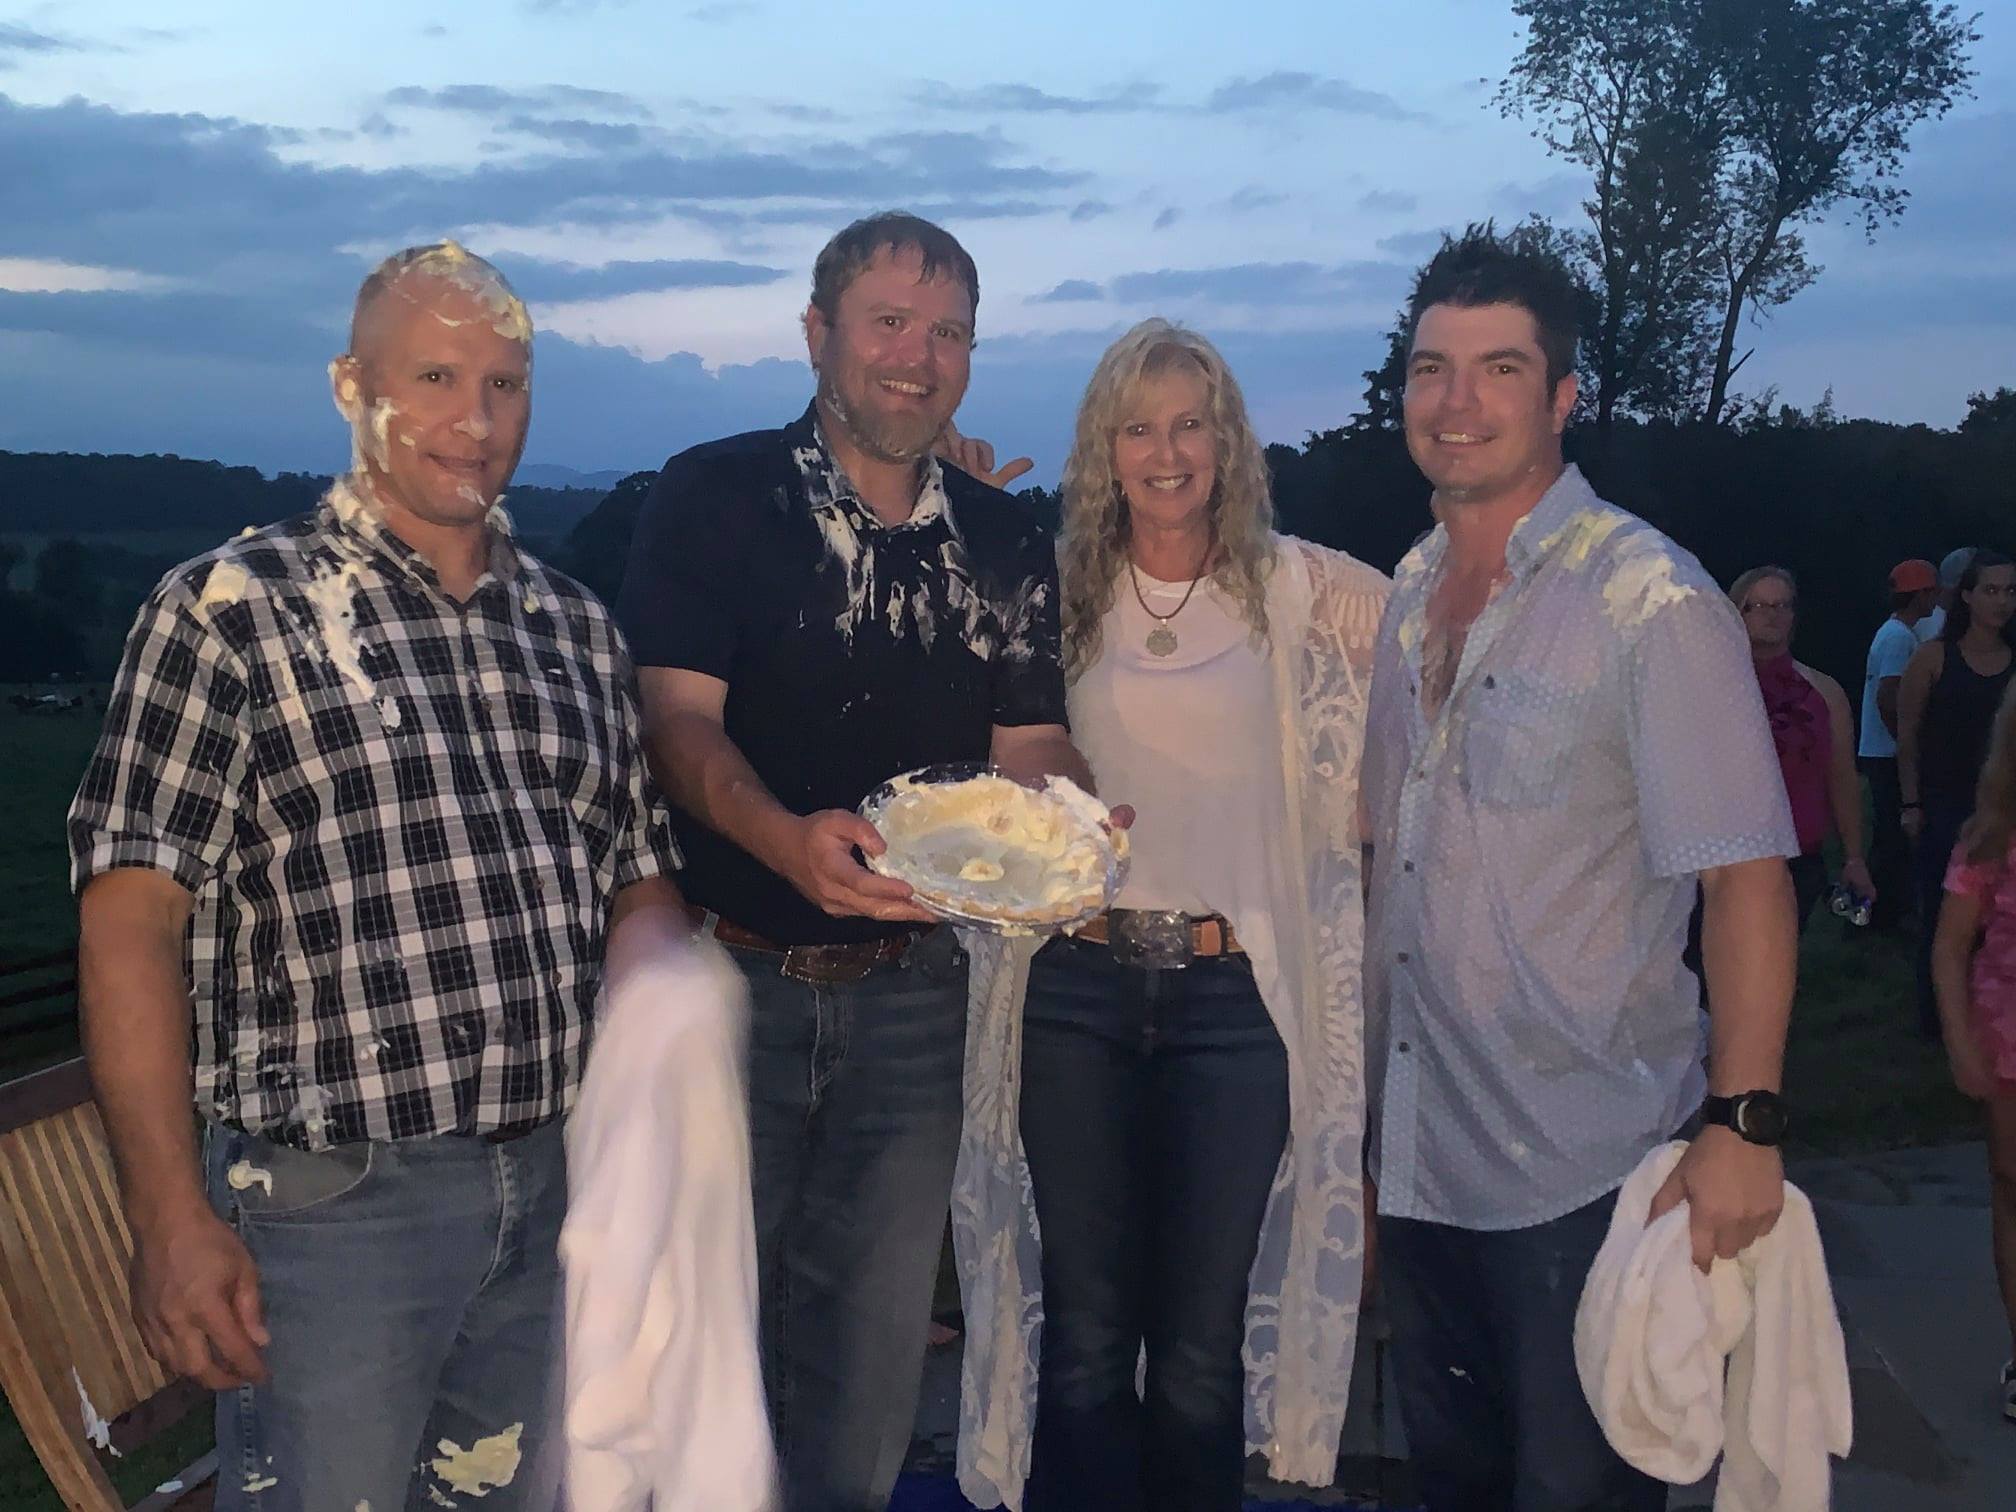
left=1107, top=909, right=1195, bottom=970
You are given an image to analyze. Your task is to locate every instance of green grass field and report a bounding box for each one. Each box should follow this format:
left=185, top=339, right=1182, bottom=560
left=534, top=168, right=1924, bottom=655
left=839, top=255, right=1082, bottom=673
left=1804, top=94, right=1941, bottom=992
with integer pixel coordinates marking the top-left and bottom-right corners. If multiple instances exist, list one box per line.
left=0, top=694, right=1984, bottom=1502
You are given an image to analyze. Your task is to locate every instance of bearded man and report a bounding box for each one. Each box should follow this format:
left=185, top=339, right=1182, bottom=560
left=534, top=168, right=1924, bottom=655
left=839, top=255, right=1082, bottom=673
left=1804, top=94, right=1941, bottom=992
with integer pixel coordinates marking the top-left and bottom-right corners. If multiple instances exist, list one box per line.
left=618, top=211, right=1091, bottom=1511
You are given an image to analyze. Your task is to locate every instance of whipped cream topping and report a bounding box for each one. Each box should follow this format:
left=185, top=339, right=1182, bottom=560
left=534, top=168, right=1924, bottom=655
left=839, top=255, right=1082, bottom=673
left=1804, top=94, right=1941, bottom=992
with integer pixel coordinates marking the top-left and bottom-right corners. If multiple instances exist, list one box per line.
left=867, top=772, right=1122, bottom=928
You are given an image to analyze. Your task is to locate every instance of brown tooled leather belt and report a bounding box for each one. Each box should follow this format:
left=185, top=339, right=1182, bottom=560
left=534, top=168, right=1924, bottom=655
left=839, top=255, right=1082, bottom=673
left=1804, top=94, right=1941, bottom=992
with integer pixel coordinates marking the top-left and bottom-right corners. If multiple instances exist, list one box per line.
left=690, top=907, right=931, bottom=985
left=1075, top=911, right=1244, bottom=957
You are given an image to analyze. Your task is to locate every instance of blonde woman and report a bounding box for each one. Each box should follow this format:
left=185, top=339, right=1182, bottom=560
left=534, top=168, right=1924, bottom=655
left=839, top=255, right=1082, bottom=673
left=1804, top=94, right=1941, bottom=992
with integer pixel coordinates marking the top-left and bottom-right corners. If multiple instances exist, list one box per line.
left=953, top=320, right=1389, bottom=1510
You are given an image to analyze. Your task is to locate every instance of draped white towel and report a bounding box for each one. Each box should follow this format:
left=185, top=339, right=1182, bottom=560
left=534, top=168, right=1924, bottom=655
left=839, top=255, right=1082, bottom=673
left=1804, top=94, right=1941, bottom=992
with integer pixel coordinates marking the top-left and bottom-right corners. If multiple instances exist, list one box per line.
left=559, top=928, right=777, bottom=1512
left=1574, top=1142, right=1852, bottom=1512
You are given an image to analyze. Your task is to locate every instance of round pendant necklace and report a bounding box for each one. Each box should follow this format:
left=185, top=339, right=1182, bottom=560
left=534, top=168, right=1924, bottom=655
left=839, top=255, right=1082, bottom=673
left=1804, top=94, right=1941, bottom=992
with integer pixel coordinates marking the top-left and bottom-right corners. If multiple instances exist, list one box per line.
left=1127, top=539, right=1213, bottom=657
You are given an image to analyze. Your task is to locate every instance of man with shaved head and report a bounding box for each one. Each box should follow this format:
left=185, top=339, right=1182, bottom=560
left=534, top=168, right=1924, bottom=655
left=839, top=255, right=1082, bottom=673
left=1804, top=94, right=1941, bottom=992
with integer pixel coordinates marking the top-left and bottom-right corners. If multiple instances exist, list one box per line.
left=69, top=243, right=682, bottom=1510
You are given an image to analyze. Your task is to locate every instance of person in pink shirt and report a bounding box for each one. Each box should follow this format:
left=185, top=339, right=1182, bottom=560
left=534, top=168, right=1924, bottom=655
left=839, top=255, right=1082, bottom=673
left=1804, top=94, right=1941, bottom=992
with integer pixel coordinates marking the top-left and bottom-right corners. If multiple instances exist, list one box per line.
left=1730, top=566, right=1874, bottom=929
left=1931, top=678, right=2016, bottom=1424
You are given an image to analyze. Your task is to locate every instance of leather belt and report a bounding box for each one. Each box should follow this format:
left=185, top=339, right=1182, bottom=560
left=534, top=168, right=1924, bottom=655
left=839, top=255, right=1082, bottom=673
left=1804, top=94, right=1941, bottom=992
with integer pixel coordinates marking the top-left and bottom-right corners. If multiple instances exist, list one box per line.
left=691, top=906, right=930, bottom=985
left=1076, top=910, right=1242, bottom=967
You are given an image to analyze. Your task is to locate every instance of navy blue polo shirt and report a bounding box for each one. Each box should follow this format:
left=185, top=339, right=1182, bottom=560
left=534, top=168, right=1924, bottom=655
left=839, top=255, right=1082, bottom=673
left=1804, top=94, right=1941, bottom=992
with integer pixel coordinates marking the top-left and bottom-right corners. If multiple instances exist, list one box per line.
left=618, top=404, right=1067, bottom=944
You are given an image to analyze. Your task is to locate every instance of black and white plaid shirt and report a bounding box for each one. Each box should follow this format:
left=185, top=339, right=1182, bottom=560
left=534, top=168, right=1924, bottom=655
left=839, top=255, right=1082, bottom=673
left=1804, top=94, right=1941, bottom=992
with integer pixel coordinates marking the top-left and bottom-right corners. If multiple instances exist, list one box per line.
left=69, top=480, right=680, bottom=1149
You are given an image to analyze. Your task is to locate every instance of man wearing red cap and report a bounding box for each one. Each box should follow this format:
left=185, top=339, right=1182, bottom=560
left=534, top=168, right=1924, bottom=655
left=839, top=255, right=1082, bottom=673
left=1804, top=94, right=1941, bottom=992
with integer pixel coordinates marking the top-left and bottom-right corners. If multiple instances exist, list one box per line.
left=1860, top=559, right=1941, bottom=931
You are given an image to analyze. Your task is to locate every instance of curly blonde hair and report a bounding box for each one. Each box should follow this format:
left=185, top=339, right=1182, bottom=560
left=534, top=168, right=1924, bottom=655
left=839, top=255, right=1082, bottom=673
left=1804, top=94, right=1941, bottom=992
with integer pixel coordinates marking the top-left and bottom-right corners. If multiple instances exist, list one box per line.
left=1058, top=319, right=1276, bottom=679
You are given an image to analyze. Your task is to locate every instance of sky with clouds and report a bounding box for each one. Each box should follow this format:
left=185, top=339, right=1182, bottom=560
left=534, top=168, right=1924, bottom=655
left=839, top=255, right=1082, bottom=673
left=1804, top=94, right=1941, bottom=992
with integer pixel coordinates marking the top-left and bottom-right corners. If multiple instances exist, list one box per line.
left=0, top=0, right=2010, bottom=482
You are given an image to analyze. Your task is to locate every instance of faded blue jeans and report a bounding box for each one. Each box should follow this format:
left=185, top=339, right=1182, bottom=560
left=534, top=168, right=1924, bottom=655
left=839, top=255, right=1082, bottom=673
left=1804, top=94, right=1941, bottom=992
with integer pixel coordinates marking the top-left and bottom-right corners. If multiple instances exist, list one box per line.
left=204, top=1119, right=566, bottom=1512
left=1380, top=1189, right=1668, bottom=1512
left=728, top=926, right=969, bottom=1512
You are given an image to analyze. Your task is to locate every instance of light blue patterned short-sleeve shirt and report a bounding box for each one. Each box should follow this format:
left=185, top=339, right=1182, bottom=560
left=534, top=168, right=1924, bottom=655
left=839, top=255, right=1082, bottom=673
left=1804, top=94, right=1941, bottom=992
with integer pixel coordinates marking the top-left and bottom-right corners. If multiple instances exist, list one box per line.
left=1364, top=465, right=1797, bottom=1230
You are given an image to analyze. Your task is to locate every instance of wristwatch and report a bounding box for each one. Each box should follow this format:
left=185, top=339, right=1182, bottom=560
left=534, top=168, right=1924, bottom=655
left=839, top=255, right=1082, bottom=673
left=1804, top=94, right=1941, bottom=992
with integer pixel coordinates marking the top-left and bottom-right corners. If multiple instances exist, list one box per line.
left=1700, top=1091, right=1790, bottom=1147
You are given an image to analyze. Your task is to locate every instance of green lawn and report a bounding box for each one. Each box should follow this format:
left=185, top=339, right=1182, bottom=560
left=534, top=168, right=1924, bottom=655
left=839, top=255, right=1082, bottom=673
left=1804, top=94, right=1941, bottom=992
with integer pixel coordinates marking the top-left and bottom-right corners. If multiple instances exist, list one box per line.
left=0, top=691, right=99, bottom=1077
left=0, top=696, right=1981, bottom=1500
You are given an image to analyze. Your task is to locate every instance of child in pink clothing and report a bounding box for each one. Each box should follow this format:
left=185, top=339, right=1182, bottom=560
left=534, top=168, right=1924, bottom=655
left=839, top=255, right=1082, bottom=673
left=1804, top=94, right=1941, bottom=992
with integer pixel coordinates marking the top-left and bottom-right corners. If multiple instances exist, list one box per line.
left=1932, top=679, right=2016, bottom=1424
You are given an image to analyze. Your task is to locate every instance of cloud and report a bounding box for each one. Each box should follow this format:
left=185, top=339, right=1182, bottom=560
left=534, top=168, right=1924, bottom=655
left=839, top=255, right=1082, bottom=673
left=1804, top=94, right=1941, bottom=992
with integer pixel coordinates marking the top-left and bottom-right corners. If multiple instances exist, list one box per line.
left=916, top=81, right=1164, bottom=115
left=496, top=255, right=788, bottom=301
left=1069, top=199, right=1114, bottom=223
left=1376, top=230, right=1447, bottom=260
left=1106, top=261, right=1404, bottom=306
left=500, top=115, right=652, bottom=150
left=1491, top=172, right=1587, bottom=220
left=1205, top=72, right=1426, bottom=123
left=1026, top=261, right=1407, bottom=309
left=1031, top=279, right=1104, bottom=304
left=1357, top=189, right=1418, bottom=214
left=1153, top=207, right=1182, bottom=231
left=913, top=73, right=1424, bottom=124
left=0, top=259, right=170, bottom=294
left=1223, top=187, right=1287, bottom=212
left=688, top=2, right=759, bottom=19
left=357, top=112, right=403, bottom=139
left=0, top=23, right=86, bottom=56
left=383, top=83, right=652, bottom=119
left=0, top=95, right=1084, bottom=288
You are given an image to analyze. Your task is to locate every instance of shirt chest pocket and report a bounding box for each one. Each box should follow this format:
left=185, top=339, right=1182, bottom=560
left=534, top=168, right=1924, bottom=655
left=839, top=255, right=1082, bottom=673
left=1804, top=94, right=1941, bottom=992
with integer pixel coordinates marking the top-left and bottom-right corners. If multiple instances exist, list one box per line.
left=1460, top=676, right=1584, bottom=810
left=504, top=652, right=616, bottom=819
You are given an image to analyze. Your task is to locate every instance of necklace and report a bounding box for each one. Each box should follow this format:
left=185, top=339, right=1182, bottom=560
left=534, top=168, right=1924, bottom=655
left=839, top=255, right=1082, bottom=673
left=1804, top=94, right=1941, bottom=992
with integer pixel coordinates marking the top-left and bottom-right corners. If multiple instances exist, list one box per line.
left=1127, top=538, right=1213, bottom=657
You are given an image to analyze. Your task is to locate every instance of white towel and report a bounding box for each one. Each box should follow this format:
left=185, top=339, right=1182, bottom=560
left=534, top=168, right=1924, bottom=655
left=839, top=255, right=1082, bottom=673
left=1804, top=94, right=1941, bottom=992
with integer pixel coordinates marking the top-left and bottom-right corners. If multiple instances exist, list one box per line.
left=1574, top=1142, right=1852, bottom=1512
left=559, top=924, right=776, bottom=1512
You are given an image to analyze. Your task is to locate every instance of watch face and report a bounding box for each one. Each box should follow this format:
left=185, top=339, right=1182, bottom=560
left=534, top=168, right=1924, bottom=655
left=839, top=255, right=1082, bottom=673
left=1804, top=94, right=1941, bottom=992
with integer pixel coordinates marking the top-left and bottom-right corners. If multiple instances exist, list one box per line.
left=1733, top=1093, right=1789, bottom=1144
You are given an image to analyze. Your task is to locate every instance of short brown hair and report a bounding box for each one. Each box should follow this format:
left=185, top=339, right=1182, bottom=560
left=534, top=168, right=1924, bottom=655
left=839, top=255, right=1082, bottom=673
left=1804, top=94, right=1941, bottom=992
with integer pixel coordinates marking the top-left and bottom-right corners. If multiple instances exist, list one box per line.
left=810, top=211, right=979, bottom=324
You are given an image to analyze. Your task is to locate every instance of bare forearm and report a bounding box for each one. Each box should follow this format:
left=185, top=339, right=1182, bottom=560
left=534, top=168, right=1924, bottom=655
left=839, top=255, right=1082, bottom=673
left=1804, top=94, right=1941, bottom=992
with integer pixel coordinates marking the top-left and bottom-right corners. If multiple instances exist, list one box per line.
left=991, top=727, right=1096, bottom=792
left=644, top=710, right=802, bottom=876
left=78, top=889, right=206, bottom=1233
left=1698, top=859, right=1797, bottom=1095
left=1830, top=758, right=1865, bottom=861
left=1896, top=731, right=1921, bottom=802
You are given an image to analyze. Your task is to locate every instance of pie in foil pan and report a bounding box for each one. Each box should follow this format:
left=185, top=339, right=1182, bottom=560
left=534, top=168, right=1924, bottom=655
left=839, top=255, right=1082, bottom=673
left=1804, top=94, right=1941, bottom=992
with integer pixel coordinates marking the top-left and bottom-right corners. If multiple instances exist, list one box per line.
left=858, top=762, right=1128, bottom=935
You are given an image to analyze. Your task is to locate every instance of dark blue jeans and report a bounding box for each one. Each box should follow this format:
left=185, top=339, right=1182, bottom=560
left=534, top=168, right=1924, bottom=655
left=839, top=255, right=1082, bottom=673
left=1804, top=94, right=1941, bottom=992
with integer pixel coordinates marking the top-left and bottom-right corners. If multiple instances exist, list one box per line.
left=1380, top=1191, right=1667, bottom=1512
left=205, top=1120, right=567, bottom=1512
left=1017, top=935, right=1290, bottom=1512
left=729, top=927, right=968, bottom=1512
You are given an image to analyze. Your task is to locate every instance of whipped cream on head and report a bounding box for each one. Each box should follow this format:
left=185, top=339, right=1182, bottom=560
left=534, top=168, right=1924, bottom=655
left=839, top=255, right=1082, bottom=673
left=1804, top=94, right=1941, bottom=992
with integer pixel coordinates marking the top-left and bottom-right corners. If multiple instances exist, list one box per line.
left=868, top=772, right=1122, bottom=928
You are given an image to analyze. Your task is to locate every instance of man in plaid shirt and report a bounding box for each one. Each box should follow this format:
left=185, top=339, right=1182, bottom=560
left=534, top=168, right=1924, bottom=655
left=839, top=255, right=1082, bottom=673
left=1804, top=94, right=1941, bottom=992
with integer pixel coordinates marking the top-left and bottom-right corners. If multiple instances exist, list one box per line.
left=68, top=243, right=682, bottom=1511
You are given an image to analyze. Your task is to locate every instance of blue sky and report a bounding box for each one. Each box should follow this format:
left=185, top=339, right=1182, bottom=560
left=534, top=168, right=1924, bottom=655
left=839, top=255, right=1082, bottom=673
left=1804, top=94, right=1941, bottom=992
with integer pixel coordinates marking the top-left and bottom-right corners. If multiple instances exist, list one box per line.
left=0, top=0, right=2009, bottom=482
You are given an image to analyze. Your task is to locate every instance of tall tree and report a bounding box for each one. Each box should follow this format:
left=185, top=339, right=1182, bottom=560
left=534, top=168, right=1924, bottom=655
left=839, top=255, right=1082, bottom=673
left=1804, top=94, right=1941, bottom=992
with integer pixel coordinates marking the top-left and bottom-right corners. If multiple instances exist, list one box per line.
left=1501, top=0, right=1727, bottom=430
left=1695, top=0, right=1978, bottom=424
left=1502, top=0, right=1977, bottom=428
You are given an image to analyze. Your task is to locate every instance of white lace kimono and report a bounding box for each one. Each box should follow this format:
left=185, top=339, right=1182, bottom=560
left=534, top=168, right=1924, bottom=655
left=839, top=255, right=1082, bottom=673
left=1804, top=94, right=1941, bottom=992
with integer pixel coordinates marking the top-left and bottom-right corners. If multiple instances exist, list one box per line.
left=952, top=536, right=1390, bottom=1507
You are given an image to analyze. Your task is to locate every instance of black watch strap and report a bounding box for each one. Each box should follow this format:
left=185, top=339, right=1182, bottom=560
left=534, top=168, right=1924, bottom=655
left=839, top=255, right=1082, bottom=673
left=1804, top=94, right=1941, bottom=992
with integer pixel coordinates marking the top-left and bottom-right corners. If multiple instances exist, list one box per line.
left=1701, top=1090, right=1790, bottom=1147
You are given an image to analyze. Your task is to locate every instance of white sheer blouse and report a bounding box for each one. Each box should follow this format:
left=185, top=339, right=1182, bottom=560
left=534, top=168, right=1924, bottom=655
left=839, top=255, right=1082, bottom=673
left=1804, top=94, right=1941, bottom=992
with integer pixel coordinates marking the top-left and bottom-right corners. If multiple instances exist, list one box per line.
left=951, top=536, right=1391, bottom=1506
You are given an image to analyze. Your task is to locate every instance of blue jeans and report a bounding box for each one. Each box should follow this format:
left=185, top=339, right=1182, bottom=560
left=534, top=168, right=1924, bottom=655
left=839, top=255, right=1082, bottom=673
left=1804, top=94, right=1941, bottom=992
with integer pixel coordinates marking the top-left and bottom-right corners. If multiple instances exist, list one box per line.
left=1017, top=936, right=1290, bottom=1512
left=730, top=927, right=968, bottom=1512
left=205, top=1119, right=566, bottom=1512
left=1380, top=1190, right=1667, bottom=1512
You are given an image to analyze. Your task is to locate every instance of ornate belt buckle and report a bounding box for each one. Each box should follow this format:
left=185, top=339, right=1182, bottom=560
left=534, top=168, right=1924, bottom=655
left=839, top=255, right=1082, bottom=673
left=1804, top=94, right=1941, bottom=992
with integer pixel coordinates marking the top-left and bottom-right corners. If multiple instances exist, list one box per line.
left=1106, top=909, right=1195, bottom=970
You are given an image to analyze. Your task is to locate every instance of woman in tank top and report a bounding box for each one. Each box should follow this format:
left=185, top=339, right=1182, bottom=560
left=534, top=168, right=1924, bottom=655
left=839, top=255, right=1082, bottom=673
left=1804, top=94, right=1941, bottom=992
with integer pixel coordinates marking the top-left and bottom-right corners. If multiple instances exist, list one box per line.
left=952, top=321, right=1389, bottom=1511
left=1899, top=549, right=2016, bottom=1035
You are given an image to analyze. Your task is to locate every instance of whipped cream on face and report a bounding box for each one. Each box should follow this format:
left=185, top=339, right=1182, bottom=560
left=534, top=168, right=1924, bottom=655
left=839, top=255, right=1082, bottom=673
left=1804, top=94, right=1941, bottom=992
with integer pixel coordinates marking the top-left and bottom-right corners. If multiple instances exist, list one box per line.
left=867, top=773, right=1121, bottom=926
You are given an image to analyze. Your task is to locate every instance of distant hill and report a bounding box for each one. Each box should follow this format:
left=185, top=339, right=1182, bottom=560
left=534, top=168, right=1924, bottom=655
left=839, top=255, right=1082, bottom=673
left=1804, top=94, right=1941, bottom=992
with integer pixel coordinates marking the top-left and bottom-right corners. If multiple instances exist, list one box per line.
left=0, top=449, right=609, bottom=542
left=515, top=463, right=628, bottom=492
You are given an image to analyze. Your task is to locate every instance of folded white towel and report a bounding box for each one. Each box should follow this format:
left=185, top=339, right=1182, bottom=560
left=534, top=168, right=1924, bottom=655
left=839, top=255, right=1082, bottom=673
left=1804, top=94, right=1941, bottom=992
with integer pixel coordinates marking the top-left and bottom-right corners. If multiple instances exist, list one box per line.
left=1574, top=1142, right=1852, bottom=1512
left=560, top=926, right=776, bottom=1512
